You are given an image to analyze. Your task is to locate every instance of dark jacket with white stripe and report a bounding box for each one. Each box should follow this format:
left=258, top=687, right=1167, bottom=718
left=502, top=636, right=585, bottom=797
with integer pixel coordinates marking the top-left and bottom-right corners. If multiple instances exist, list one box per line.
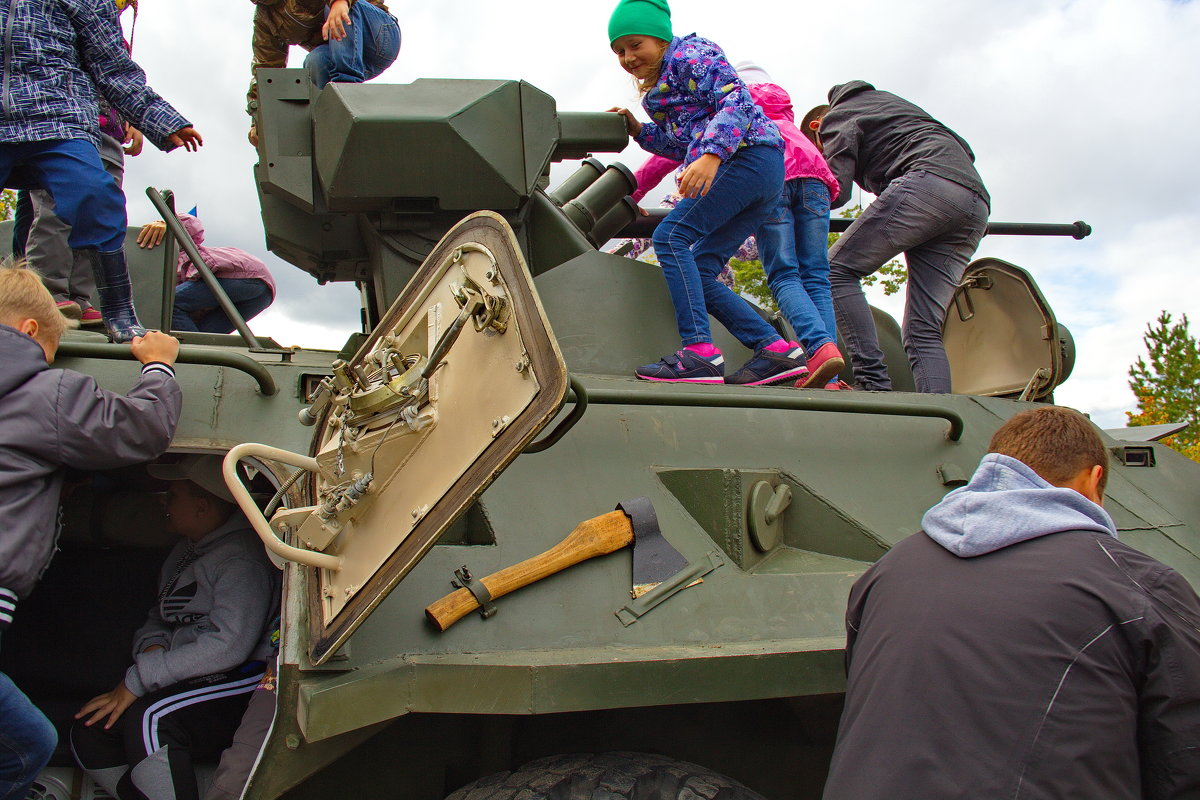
left=823, top=454, right=1200, bottom=800
left=125, top=514, right=280, bottom=696
left=0, top=325, right=180, bottom=628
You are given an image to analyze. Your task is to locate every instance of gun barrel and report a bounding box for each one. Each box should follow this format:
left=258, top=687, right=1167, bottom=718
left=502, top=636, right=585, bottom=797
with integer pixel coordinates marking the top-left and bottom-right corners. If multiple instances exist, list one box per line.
left=618, top=210, right=1092, bottom=241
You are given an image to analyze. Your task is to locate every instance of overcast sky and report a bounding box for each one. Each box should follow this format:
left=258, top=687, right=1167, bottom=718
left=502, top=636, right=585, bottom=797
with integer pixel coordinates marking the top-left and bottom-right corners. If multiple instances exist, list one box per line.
left=117, top=0, right=1200, bottom=428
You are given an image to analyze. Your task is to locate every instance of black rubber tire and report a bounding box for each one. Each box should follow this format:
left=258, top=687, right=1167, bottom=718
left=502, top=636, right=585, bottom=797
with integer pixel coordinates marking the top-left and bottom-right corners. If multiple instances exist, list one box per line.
left=445, top=751, right=768, bottom=800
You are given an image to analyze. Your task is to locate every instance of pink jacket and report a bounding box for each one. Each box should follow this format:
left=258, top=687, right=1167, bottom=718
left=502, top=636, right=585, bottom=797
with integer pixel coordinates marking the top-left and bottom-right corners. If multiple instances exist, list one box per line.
left=632, top=83, right=839, bottom=202
left=175, top=214, right=276, bottom=298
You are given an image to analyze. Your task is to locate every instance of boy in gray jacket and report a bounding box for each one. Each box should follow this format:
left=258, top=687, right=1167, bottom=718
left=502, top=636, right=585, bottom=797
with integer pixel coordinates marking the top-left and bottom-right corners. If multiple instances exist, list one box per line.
left=70, top=455, right=280, bottom=800
left=0, top=264, right=181, bottom=800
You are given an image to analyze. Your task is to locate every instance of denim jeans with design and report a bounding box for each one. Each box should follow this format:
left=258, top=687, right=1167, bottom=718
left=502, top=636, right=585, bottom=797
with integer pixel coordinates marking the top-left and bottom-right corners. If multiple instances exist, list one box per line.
left=757, top=177, right=835, bottom=353
left=305, top=1, right=401, bottom=87
left=828, top=170, right=988, bottom=393
left=652, top=144, right=785, bottom=350
left=0, top=669, right=57, bottom=800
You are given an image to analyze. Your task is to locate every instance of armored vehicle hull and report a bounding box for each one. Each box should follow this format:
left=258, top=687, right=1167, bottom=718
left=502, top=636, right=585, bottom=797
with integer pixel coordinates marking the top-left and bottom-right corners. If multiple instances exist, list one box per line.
left=3, top=75, right=1197, bottom=800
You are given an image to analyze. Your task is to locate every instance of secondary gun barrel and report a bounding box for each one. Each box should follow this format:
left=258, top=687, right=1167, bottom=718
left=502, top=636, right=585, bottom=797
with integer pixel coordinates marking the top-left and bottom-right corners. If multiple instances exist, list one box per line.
left=618, top=210, right=1092, bottom=240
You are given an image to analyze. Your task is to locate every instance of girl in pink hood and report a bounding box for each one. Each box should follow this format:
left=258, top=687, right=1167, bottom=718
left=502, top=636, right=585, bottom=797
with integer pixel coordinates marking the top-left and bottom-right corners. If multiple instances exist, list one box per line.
left=137, top=214, right=275, bottom=333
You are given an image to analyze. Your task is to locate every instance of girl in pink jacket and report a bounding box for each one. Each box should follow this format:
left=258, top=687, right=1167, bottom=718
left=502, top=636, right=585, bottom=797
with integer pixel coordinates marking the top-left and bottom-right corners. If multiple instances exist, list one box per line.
left=138, top=214, right=276, bottom=333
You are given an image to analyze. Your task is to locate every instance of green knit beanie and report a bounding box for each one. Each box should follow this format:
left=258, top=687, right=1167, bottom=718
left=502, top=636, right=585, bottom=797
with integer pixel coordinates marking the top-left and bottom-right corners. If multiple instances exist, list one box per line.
left=608, top=0, right=672, bottom=46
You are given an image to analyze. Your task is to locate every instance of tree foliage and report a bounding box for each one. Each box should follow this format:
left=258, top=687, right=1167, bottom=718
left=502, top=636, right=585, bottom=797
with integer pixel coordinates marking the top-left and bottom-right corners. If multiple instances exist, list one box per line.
left=0, top=188, right=16, bottom=222
left=1127, top=311, right=1200, bottom=462
left=731, top=204, right=907, bottom=313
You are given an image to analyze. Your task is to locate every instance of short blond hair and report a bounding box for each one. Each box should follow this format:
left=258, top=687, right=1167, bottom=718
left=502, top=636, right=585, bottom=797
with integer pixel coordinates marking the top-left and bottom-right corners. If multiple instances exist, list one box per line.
left=0, top=261, right=69, bottom=342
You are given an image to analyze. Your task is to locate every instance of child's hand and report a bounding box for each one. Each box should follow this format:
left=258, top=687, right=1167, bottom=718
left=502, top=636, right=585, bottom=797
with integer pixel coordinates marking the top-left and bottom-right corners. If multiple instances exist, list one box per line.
left=248, top=125, right=259, bottom=147
left=130, top=331, right=180, bottom=367
left=168, top=127, right=203, bottom=152
left=323, top=0, right=351, bottom=41
left=607, top=107, right=641, bottom=137
left=123, top=124, right=144, bottom=157
left=678, top=154, right=721, bottom=198
left=137, top=220, right=167, bottom=249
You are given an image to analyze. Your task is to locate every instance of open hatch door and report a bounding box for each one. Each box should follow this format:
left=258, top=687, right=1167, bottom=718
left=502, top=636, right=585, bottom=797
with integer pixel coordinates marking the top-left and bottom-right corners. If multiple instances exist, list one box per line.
left=226, top=212, right=567, bottom=665
left=943, top=257, right=1074, bottom=400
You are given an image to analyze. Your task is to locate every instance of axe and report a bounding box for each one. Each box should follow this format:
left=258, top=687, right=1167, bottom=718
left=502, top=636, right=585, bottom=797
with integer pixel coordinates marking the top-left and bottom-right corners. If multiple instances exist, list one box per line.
left=425, top=497, right=687, bottom=631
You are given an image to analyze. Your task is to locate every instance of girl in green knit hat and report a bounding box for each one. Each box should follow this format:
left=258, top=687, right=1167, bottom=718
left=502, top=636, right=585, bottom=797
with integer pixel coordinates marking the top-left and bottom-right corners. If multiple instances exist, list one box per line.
left=606, top=1, right=803, bottom=386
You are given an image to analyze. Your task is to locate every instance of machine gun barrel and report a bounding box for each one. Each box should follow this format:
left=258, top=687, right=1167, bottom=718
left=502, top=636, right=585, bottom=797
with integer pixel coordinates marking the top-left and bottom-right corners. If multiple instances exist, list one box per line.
left=618, top=209, right=1092, bottom=241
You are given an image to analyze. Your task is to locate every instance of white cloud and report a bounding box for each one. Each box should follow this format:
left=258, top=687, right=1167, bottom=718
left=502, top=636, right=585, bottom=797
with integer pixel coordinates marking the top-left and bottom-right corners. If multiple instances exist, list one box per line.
left=114, top=0, right=1200, bottom=428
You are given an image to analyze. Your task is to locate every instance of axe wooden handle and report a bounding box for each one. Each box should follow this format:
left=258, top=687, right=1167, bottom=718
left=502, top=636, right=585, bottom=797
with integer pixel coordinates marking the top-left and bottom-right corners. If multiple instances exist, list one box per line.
left=425, top=510, right=634, bottom=631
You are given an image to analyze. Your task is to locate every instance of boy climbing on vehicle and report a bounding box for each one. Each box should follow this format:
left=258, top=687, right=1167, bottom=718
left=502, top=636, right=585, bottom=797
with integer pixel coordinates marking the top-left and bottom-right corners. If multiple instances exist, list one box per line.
left=0, top=0, right=202, bottom=343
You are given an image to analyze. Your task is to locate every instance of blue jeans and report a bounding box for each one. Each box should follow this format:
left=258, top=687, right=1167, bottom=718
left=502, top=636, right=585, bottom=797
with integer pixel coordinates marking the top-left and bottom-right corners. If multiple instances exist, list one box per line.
left=757, top=178, right=835, bottom=352
left=305, top=1, right=401, bottom=87
left=0, top=139, right=127, bottom=251
left=829, top=170, right=988, bottom=392
left=652, top=145, right=785, bottom=349
left=173, top=278, right=273, bottom=333
left=0, top=671, right=57, bottom=800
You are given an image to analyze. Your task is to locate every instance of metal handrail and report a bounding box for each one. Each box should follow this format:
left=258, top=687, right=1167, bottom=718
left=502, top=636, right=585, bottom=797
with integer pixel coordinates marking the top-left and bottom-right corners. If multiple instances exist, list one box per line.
left=146, top=187, right=263, bottom=349
left=56, top=341, right=278, bottom=396
left=158, top=189, right=178, bottom=333
left=568, top=380, right=964, bottom=442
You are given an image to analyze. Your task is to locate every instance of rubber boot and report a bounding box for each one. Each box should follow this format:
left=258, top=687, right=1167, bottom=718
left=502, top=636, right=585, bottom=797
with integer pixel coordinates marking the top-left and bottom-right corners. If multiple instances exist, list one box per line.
left=78, top=247, right=147, bottom=343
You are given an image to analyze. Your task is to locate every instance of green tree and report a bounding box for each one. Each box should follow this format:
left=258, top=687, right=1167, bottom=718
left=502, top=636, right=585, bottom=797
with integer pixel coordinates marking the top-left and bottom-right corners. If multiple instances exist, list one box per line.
left=0, top=188, right=17, bottom=222
left=1127, top=311, right=1200, bottom=462
left=730, top=204, right=906, bottom=313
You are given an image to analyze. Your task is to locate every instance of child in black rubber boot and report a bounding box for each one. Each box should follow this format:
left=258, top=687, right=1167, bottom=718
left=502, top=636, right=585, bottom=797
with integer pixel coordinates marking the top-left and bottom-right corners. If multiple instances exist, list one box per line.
left=0, top=0, right=202, bottom=342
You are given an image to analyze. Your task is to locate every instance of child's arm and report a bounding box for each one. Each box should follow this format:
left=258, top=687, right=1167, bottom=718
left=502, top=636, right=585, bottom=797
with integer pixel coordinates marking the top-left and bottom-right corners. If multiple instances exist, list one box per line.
left=688, top=41, right=764, bottom=161
left=64, top=0, right=196, bottom=152
left=632, top=155, right=681, bottom=202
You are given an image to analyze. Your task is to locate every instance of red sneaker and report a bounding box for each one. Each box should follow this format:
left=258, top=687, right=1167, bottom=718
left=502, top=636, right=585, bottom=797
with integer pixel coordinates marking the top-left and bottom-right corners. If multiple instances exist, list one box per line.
left=79, top=307, right=105, bottom=326
left=824, top=380, right=854, bottom=391
left=796, top=342, right=845, bottom=388
left=56, top=300, right=82, bottom=320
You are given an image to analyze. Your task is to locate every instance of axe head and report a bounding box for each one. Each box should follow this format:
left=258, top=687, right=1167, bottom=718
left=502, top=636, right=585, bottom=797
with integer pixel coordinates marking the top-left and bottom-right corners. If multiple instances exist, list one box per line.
left=616, top=497, right=688, bottom=599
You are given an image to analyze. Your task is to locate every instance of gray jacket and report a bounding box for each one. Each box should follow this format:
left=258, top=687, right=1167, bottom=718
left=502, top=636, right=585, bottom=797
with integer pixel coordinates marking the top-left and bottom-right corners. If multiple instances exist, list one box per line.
left=0, top=325, right=180, bottom=624
left=125, top=514, right=280, bottom=696
left=821, top=80, right=989, bottom=210
left=823, top=454, right=1200, bottom=800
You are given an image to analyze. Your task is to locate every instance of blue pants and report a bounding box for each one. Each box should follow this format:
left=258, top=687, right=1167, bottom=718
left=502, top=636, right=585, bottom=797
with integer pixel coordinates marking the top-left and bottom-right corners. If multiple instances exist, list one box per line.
left=757, top=177, right=836, bottom=353
left=173, top=278, right=273, bottom=333
left=652, top=145, right=784, bottom=349
left=0, top=139, right=127, bottom=252
left=829, top=170, right=988, bottom=393
left=304, top=1, right=401, bottom=88
left=0, top=670, right=57, bottom=800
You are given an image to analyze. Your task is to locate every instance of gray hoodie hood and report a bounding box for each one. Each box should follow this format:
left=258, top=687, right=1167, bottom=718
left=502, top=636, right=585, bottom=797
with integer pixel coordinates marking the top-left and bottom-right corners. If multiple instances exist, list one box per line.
left=923, top=453, right=1117, bottom=558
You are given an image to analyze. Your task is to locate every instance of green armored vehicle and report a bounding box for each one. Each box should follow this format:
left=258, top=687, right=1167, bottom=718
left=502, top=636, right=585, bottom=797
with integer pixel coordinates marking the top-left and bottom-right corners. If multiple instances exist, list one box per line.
left=5, top=73, right=1198, bottom=800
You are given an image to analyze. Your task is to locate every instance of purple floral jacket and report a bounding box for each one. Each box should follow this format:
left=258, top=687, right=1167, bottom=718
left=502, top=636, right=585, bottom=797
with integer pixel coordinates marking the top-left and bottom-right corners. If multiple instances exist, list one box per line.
left=634, top=34, right=782, bottom=166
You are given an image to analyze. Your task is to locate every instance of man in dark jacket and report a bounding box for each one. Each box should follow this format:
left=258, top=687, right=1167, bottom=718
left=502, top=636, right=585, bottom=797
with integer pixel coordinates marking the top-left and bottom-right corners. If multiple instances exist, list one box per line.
left=0, top=265, right=181, bottom=800
left=809, top=81, right=990, bottom=393
left=822, top=406, right=1200, bottom=800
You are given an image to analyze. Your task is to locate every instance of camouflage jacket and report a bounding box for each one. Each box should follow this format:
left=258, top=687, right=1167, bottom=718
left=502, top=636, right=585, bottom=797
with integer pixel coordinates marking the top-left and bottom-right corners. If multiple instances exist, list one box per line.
left=0, top=0, right=189, bottom=150
left=246, top=0, right=390, bottom=116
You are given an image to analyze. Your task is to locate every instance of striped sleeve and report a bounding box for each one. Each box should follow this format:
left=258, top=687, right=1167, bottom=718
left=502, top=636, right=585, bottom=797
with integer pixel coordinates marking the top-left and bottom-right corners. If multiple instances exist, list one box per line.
left=0, top=587, right=17, bottom=629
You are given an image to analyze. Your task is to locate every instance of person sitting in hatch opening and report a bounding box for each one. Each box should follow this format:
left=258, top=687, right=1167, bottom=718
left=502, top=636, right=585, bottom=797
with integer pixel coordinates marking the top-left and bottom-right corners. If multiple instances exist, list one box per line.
left=70, top=455, right=280, bottom=800
left=246, top=0, right=401, bottom=146
left=137, top=214, right=276, bottom=333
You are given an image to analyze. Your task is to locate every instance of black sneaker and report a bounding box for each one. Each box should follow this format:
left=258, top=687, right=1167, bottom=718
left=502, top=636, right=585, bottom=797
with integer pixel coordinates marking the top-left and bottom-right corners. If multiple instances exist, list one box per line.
left=635, top=349, right=725, bottom=383
left=725, top=344, right=809, bottom=386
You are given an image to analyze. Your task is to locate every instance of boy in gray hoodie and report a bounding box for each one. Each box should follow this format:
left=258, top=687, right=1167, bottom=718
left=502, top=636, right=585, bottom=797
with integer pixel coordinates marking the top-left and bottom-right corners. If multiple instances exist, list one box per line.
left=823, top=406, right=1200, bottom=799
left=70, top=455, right=280, bottom=800
left=0, top=264, right=180, bottom=800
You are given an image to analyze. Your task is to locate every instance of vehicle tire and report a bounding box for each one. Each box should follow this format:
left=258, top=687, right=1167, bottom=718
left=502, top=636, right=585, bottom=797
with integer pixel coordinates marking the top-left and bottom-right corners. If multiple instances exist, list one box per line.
left=445, top=751, right=767, bottom=800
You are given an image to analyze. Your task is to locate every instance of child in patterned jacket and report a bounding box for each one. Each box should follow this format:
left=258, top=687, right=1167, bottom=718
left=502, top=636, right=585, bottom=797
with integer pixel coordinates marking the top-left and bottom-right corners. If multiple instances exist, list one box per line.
left=0, top=0, right=202, bottom=343
left=607, top=0, right=802, bottom=386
